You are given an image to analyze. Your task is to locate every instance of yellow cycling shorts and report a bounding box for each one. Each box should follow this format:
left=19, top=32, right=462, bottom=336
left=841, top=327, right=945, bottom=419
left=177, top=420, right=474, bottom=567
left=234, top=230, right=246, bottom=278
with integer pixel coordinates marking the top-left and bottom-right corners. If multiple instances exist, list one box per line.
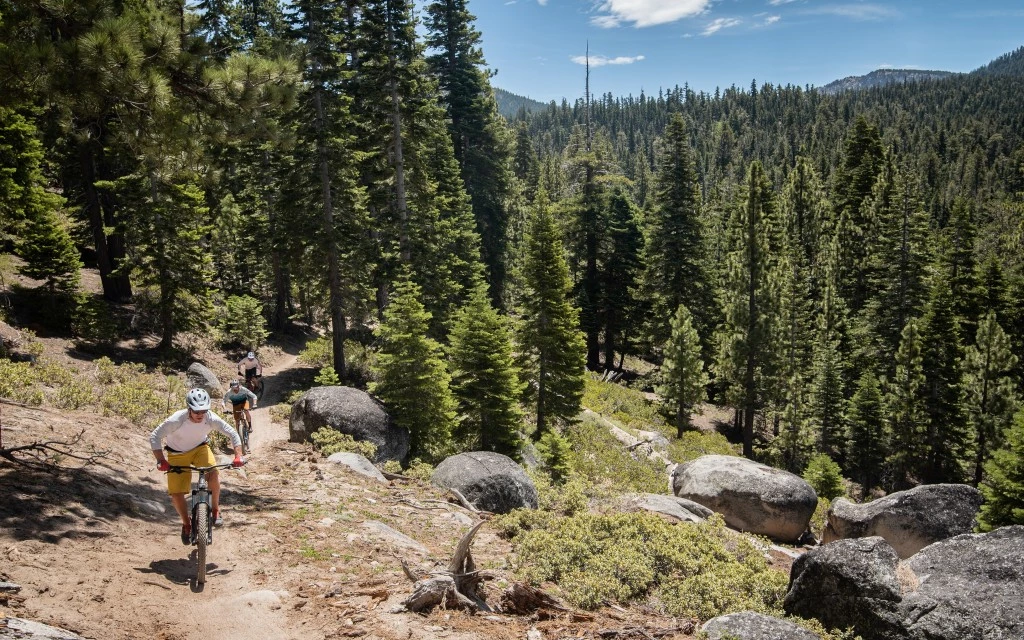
left=165, top=443, right=216, bottom=495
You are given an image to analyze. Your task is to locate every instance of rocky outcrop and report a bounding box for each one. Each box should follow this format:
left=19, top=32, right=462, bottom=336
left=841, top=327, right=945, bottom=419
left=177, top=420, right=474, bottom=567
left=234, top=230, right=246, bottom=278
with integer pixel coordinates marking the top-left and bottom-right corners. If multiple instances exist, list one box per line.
left=823, top=484, right=983, bottom=558
left=671, top=455, right=817, bottom=542
left=618, top=493, right=712, bottom=523
left=289, top=386, right=408, bottom=463
left=326, top=452, right=387, bottom=483
left=702, top=611, right=821, bottom=640
left=0, top=617, right=85, bottom=639
left=431, top=452, right=537, bottom=514
left=784, top=526, right=1024, bottom=640
left=186, top=362, right=221, bottom=397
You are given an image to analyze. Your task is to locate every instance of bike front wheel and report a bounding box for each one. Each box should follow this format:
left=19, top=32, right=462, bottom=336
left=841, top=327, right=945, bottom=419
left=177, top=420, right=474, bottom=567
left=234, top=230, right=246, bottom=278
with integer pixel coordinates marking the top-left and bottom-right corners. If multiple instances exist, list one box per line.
left=195, top=502, right=209, bottom=583
left=240, top=417, right=251, bottom=454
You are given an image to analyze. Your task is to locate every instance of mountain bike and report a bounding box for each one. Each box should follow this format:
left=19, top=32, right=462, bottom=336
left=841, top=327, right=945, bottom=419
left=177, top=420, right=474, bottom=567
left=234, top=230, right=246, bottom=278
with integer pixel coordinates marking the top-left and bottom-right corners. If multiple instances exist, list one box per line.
left=244, top=374, right=265, bottom=401
left=167, top=462, right=243, bottom=584
left=235, top=411, right=251, bottom=455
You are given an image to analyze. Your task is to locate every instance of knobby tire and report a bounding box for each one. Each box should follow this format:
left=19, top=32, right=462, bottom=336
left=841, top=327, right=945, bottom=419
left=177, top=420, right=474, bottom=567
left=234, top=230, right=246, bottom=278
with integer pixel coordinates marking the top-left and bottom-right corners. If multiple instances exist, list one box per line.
left=240, top=417, right=251, bottom=454
left=195, top=502, right=209, bottom=584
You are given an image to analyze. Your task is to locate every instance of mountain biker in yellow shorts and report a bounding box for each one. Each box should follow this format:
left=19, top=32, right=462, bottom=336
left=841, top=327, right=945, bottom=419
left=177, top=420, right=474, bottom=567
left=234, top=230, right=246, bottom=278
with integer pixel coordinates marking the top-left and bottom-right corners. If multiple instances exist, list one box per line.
left=222, top=380, right=258, bottom=434
left=150, top=388, right=244, bottom=545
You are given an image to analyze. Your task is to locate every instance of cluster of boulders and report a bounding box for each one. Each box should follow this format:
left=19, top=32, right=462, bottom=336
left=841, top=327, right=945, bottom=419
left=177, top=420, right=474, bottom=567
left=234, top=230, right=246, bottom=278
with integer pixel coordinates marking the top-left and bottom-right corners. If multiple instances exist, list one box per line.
left=286, top=387, right=1023, bottom=640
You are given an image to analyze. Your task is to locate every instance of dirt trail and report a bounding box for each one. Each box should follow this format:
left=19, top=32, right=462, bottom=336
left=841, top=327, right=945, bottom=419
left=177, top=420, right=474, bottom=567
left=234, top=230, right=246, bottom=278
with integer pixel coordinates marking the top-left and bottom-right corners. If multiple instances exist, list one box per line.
left=1, top=349, right=320, bottom=640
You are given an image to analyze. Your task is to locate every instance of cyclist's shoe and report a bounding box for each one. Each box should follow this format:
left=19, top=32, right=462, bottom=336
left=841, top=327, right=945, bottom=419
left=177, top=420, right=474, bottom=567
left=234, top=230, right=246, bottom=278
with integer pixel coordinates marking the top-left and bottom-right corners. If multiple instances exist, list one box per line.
left=181, top=524, right=191, bottom=546
left=213, top=510, right=223, bottom=527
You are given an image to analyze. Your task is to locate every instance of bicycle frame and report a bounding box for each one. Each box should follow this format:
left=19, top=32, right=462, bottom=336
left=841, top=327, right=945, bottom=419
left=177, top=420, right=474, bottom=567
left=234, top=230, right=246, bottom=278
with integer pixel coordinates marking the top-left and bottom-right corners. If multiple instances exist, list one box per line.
left=168, top=463, right=235, bottom=544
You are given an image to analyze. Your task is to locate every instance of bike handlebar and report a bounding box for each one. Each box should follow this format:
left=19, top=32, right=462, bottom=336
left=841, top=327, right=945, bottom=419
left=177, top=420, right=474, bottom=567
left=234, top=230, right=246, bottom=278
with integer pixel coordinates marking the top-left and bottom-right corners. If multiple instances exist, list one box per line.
left=165, top=462, right=243, bottom=473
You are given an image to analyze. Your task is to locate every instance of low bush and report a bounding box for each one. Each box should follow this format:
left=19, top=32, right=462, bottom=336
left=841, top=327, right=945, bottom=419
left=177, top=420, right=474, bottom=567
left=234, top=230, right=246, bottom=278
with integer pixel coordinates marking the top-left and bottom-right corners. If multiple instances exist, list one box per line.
left=54, top=379, right=94, bottom=409
left=583, top=375, right=665, bottom=433
left=0, top=359, right=43, bottom=405
left=506, top=511, right=788, bottom=618
left=803, top=454, right=845, bottom=500
left=668, top=430, right=738, bottom=463
left=310, top=427, right=377, bottom=459
left=565, top=413, right=665, bottom=494
left=299, top=336, right=333, bottom=369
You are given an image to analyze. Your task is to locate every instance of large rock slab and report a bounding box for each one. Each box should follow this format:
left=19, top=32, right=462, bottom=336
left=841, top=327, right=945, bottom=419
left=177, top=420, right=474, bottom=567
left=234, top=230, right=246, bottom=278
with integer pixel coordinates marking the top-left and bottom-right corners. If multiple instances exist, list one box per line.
left=702, top=611, right=821, bottom=640
left=0, top=618, right=85, bottom=639
left=289, top=386, right=408, bottom=463
left=783, top=526, right=1024, bottom=640
left=186, top=362, right=222, bottom=397
left=432, top=451, right=537, bottom=514
left=671, top=455, right=817, bottom=542
left=327, top=452, right=387, bottom=483
left=823, top=484, right=982, bottom=558
left=619, top=493, right=713, bottom=523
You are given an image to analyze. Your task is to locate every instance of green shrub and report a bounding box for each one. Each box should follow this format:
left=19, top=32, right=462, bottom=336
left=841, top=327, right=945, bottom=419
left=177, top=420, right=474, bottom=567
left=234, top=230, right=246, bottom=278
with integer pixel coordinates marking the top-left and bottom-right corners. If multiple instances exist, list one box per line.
left=72, top=295, right=118, bottom=346
left=381, top=459, right=403, bottom=475
left=803, top=454, right=845, bottom=500
left=314, top=366, right=340, bottom=386
left=299, top=335, right=333, bottom=368
left=55, top=379, right=94, bottom=409
left=668, top=430, right=739, bottom=463
left=536, top=429, right=573, bottom=482
left=0, top=359, right=43, bottom=405
left=507, top=512, right=788, bottom=619
left=565, top=413, right=665, bottom=494
left=216, top=295, right=268, bottom=349
left=583, top=375, right=666, bottom=432
left=809, top=496, right=831, bottom=540
left=403, top=458, right=435, bottom=481
left=310, top=427, right=377, bottom=459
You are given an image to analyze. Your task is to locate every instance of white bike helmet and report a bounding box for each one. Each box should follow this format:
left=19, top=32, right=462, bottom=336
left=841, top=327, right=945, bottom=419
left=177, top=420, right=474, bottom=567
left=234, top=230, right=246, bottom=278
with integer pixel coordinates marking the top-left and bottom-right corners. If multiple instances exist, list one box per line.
left=230, top=379, right=240, bottom=388
left=247, top=351, right=255, bottom=359
left=186, top=388, right=212, bottom=411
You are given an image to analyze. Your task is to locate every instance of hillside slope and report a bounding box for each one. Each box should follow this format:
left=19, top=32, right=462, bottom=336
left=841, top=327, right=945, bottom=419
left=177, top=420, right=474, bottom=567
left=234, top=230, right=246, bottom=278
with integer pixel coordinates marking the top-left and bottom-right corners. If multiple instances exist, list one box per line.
left=820, top=68, right=956, bottom=94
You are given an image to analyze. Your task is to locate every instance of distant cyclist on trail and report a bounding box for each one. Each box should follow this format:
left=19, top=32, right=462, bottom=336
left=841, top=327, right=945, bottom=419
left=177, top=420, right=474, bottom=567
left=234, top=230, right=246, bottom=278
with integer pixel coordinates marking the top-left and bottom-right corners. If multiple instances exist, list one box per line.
left=237, top=351, right=263, bottom=390
left=222, top=379, right=257, bottom=434
left=150, top=388, right=245, bottom=545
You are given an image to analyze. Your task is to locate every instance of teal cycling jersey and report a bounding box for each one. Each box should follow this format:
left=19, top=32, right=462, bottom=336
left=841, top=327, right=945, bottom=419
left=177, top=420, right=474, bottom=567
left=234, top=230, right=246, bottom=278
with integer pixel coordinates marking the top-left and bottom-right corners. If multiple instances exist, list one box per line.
left=223, top=388, right=257, bottom=408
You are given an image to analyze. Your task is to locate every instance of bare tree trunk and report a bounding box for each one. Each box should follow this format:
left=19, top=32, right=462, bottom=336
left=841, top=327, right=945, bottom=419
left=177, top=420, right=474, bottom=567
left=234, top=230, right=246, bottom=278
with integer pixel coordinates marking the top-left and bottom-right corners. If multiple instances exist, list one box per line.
left=80, top=141, right=132, bottom=302
left=313, top=84, right=347, bottom=379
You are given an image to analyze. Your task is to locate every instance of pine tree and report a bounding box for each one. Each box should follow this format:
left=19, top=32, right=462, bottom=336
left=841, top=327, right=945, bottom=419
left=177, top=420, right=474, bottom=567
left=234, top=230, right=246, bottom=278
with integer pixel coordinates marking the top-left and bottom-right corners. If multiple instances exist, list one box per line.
left=886, top=318, right=928, bottom=489
left=285, top=0, right=372, bottom=377
left=714, top=161, right=777, bottom=458
left=833, top=116, right=884, bottom=312
left=448, top=285, right=525, bottom=458
left=779, top=156, right=829, bottom=280
left=657, top=304, right=708, bottom=438
left=977, top=410, right=1024, bottom=531
left=640, top=113, right=713, bottom=351
left=939, top=198, right=982, bottom=344
left=515, top=190, right=586, bottom=440
left=964, top=311, right=1019, bottom=485
left=424, top=0, right=513, bottom=304
left=809, top=317, right=847, bottom=466
left=370, top=277, right=457, bottom=461
left=19, top=210, right=81, bottom=295
left=861, top=167, right=932, bottom=374
left=602, top=184, right=643, bottom=369
left=846, top=371, right=886, bottom=492
left=919, top=276, right=970, bottom=484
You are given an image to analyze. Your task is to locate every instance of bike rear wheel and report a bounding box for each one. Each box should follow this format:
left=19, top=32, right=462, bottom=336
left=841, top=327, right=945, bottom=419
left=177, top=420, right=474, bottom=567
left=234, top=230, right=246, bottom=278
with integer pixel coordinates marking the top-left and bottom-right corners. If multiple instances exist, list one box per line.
left=195, top=502, right=209, bottom=583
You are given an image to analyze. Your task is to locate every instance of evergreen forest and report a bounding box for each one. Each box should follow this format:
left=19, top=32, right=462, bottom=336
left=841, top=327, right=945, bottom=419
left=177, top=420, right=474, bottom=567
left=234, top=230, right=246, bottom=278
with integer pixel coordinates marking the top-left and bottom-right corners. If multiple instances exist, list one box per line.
left=2, top=1, right=1024, bottom=529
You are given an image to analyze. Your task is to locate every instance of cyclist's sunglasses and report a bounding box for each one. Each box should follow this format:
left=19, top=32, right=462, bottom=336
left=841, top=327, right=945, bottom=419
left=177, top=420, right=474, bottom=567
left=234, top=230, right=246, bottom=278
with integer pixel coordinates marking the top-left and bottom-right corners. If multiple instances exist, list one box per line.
left=190, top=409, right=209, bottom=416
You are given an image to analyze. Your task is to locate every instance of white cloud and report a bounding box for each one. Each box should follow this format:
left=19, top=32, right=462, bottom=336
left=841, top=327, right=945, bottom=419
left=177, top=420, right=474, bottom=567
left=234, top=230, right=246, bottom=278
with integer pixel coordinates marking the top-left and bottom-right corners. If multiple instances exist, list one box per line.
left=765, top=15, right=781, bottom=25
left=804, top=4, right=898, bottom=20
left=702, top=17, right=741, bottom=35
left=570, top=54, right=646, bottom=66
left=537, top=0, right=548, bottom=5
left=593, top=0, right=711, bottom=28
left=768, top=0, right=799, bottom=5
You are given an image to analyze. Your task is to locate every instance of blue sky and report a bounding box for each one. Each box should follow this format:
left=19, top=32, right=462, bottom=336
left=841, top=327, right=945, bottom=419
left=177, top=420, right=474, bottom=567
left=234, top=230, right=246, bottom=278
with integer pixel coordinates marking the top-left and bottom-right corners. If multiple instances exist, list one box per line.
left=434, top=1, right=1024, bottom=102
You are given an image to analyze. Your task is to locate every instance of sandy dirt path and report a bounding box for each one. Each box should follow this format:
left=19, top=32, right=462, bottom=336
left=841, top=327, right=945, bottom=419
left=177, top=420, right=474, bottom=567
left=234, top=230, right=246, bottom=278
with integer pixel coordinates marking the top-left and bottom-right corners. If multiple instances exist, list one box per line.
left=1, top=347, right=319, bottom=640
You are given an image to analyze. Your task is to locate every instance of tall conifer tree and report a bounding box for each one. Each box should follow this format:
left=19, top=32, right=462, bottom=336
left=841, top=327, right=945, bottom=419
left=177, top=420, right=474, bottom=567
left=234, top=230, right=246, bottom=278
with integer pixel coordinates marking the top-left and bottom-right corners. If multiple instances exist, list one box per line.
left=658, top=304, right=708, bottom=438
left=515, top=190, right=586, bottom=440
left=847, top=371, right=886, bottom=492
left=964, top=311, right=1019, bottom=485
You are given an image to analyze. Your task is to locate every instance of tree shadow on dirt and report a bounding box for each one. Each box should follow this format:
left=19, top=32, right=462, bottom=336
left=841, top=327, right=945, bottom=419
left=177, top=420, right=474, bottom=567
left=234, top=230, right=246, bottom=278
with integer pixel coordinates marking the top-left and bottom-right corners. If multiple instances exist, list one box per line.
left=0, top=461, right=286, bottom=544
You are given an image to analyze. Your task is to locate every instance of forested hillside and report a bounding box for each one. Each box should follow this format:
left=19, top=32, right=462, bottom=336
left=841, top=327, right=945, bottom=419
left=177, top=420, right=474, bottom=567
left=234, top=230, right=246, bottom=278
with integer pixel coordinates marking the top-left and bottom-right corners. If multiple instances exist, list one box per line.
left=820, top=69, right=955, bottom=94
left=494, top=87, right=547, bottom=119
left=2, top=0, right=1023, bottom=528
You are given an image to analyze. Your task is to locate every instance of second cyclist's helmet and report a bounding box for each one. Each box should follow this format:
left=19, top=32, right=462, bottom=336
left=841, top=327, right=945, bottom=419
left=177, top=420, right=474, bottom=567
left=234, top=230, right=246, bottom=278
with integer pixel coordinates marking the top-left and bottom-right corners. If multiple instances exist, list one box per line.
left=186, top=388, right=212, bottom=411
left=230, top=379, right=240, bottom=388
left=247, top=351, right=255, bottom=359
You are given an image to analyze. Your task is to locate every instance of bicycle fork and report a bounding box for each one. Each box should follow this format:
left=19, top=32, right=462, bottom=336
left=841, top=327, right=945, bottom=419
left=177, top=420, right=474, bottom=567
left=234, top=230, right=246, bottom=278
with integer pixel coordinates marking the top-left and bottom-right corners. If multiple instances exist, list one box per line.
left=190, top=478, right=214, bottom=545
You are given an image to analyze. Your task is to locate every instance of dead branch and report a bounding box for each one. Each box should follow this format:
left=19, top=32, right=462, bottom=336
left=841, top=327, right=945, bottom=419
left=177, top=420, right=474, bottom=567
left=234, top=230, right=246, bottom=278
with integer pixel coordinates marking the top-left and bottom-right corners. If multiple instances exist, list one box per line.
left=498, top=583, right=571, bottom=616
left=399, top=521, right=492, bottom=613
left=448, top=488, right=481, bottom=513
left=381, top=470, right=411, bottom=481
left=625, top=440, right=653, bottom=451
left=0, top=428, right=119, bottom=469
left=400, top=559, right=423, bottom=582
